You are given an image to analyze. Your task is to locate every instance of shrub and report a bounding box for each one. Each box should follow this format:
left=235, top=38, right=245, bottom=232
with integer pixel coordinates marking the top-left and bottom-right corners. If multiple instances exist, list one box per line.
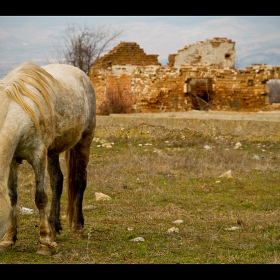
left=98, top=89, right=133, bottom=115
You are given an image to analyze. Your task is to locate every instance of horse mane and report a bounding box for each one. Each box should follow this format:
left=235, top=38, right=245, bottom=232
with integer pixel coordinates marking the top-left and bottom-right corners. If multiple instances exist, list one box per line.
left=0, top=61, right=56, bottom=131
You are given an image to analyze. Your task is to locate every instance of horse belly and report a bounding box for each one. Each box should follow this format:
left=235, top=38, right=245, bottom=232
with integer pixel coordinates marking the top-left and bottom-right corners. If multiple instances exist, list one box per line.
left=48, top=126, right=85, bottom=155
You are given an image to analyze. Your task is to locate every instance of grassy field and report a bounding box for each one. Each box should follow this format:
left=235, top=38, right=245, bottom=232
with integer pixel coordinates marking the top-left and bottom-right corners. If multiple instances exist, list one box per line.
left=1, top=131, right=280, bottom=264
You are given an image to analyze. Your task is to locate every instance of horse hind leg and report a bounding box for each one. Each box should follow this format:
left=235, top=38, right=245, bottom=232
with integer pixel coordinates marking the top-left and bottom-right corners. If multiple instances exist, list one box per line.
left=0, top=158, right=20, bottom=252
left=65, top=132, right=93, bottom=239
left=47, top=153, right=64, bottom=239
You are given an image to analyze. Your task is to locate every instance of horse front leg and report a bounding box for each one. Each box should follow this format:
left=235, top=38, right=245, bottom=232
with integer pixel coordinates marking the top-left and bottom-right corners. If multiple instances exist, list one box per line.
left=0, top=158, right=20, bottom=252
left=32, top=150, right=57, bottom=256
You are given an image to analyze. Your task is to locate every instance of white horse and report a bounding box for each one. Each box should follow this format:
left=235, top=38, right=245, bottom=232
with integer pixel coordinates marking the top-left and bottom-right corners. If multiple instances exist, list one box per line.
left=0, top=61, right=96, bottom=255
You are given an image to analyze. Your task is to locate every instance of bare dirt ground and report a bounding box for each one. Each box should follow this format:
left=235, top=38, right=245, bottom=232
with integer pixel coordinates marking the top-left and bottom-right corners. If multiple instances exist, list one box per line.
left=109, top=110, right=280, bottom=122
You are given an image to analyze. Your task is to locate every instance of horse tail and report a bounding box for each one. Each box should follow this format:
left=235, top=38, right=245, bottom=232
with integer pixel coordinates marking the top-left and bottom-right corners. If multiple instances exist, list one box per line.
left=65, top=148, right=77, bottom=228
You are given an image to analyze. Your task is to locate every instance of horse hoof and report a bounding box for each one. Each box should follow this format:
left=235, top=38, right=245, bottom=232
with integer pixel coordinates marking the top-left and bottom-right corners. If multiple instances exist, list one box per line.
left=0, top=242, right=14, bottom=253
left=36, top=242, right=57, bottom=256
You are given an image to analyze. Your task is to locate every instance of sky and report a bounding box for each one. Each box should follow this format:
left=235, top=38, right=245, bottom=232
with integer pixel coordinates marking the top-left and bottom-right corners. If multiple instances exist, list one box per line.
left=0, top=16, right=280, bottom=78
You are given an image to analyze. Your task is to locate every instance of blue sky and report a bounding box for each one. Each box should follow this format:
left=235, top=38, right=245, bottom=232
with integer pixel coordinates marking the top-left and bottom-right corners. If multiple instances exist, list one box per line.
left=0, top=16, right=280, bottom=78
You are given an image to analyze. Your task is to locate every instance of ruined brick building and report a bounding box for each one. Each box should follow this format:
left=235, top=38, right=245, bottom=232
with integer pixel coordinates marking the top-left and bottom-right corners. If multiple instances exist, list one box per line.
left=89, top=37, right=280, bottom=114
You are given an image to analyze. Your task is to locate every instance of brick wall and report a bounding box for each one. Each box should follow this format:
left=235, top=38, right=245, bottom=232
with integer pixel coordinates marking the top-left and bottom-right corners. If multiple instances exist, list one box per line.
left=89, top=40, right=280, bottom=114
left=183, top=65, right=280, bottom=112
left=93, top=42, right=161, bottom=69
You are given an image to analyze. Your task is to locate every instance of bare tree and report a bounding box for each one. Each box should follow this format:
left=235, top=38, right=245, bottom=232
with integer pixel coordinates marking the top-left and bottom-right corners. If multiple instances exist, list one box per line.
left=49, top=23, right=123, bottom=75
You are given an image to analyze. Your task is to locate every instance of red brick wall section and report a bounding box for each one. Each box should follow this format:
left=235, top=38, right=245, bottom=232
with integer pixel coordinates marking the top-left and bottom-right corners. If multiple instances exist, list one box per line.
left=93, top=42, right=161, bottom=69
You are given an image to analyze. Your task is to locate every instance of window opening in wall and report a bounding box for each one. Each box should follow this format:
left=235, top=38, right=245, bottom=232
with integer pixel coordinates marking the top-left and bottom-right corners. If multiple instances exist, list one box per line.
left=225, top=53, right=231, bottom=59
left=247, top=80, right=254, bottom=86
left=267, top=79, right=280, bottom=103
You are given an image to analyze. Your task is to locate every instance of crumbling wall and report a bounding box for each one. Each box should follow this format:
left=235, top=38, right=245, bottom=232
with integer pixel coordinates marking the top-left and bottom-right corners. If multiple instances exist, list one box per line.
left=90, top=42, right=161, bottom=111
left=93, top=41, right=161, bottom=69
left=91, top=64, right=280, bottom=114
left=90, top=65, right=189, bottom=113
left=183, top=64, right=280, bottom=111
left=130, top=66, right=189, bottom=112
left=169, top=37, right=236, bottom=69
left=89, top=39, right=280, bottom=114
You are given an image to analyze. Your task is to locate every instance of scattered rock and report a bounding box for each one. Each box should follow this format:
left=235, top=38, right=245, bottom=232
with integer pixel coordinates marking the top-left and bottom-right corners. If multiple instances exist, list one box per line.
left=93, top=138, right=113, bottom=148
left=225, top=226, right=240, bottom=231
left=130, top=237, right=145, bottom=242
left=167, top=227, right=179, bottom=233
left=219, top=170, right=233, bottom=178
left=173, top=219, right=183, bottom=224
left=20, top=207, right=34, bottom=215
left=83, top=205, right=97, bottom=210
left=253, top=155, right=260, bottom=160
left=234, top=142, right=242, bottom=149
left=102, top=142, right=112, bottom=148
left=95, top=192, right=112, bottom=201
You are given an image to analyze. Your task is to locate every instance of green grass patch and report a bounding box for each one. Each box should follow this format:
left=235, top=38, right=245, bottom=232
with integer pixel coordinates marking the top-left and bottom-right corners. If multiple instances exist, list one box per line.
left=1, top=136, right=280, bottom=263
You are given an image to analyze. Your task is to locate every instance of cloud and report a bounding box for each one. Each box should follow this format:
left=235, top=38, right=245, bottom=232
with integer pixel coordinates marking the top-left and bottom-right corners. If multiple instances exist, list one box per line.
left=118, top=17, right=280, bottom=69
left=0, top=16, right=280, bottom=76
left=264, top=48, right=280, bottom=54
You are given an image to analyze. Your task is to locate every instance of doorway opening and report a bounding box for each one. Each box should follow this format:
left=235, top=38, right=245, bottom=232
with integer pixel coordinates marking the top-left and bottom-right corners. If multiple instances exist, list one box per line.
left=267, top=79, right=280, bottom=104
left=185, top=78, right=215, bottom=110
